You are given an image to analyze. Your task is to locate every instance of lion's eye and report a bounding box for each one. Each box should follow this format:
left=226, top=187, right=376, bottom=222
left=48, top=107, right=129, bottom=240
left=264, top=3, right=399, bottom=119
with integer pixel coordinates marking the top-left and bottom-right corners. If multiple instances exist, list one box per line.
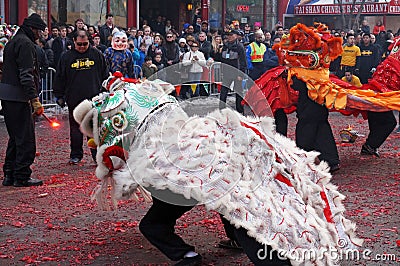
left=111, top=112, right=128, bottom=132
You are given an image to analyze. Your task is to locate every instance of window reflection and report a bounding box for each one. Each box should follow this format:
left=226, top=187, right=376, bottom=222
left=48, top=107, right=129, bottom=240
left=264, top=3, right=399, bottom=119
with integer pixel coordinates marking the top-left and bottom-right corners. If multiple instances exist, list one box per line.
left=29, top=0, right=47, bottom=23
left=110, top=0, right=127, bottom=28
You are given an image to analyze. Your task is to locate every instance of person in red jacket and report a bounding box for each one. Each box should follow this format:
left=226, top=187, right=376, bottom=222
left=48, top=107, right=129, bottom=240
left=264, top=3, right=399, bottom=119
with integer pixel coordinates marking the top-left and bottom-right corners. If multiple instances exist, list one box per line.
left=373, top=20, right=385, bottom=36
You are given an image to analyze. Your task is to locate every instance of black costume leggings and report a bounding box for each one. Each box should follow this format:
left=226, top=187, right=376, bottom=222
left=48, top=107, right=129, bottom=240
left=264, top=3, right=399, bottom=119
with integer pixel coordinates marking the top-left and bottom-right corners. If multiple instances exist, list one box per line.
left=2, top=100, right=35, bottom=179
left=293, top=77, right=339, bottom=167
left=139, top=197, right=195, bottom=261
left=68, top=106, right=96, bottom=160
left=219, top=78, right=244, bottom=114
left=365, top=111, right=396, bottom=149
left=220, top=216, right=291, bottom=265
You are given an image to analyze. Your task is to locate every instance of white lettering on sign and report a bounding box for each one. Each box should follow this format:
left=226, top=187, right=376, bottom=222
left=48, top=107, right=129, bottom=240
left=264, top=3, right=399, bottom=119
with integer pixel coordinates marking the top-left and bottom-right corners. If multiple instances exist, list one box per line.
left=389, top=5, right=400, bottom=13
left=294, top=3, right=391, bottom=15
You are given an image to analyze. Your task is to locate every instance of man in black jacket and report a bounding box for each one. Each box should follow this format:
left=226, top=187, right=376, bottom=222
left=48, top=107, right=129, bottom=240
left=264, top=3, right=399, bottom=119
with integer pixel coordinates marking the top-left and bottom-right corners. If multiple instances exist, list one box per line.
left=52, top=25, right=71, bottom=68
left=219, top=29, right=247, bottom=114
left=53, top=30, right=108, bottom=165
left=198, top=31, right=211, bottom=59
left=99, top=13, right=114, bottom=47
left=0, top=13, right=46, bottom=187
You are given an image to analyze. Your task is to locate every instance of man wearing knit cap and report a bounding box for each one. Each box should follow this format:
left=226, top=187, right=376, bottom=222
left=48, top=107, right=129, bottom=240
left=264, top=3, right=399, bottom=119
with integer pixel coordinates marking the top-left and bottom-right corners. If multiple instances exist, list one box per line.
left=0, top=13, right=46, bottom=187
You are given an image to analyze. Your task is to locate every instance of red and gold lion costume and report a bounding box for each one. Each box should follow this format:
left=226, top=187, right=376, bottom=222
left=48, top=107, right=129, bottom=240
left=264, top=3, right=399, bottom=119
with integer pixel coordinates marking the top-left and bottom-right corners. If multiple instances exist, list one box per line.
left=244, top=23, right=400, bottom=117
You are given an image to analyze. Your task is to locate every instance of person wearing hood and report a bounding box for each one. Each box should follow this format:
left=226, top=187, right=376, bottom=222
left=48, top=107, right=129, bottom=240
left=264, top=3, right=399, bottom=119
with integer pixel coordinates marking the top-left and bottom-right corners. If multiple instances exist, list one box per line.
left=0, top=13, right=46, bottom=187
left=246, top=29, right=266, bottom=81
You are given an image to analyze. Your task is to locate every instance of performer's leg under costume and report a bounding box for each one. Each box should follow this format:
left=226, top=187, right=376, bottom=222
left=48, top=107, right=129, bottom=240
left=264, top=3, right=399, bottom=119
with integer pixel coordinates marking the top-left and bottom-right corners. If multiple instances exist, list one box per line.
left=249, top=63, right=264, bottom=81
left=2, top=101, right=35, bottom=179
left=219, top=215, right=238, bottom=241
left=293, top=77, right=339, bottom=167
left=68, top=106, right=85, bottom=160
left=219, top=86, right=229, bottom=110
left=139, top=197, right=195, bottom=261
left=219, top=79, right=244, bottom=114
left=233, top=227, right=291, bottom=266
left=365, top=111, right=396, bottom=149
left=274, top=109, right=288, bottom=136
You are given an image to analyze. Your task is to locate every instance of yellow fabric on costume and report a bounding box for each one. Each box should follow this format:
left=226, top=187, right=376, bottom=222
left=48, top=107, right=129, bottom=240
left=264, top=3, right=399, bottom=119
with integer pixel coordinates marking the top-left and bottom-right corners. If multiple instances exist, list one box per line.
left=288, top=68, right=348, bottom=109
left=288, top=67, right=400, bottom=111
left=342, top=75, right=362, bottom=87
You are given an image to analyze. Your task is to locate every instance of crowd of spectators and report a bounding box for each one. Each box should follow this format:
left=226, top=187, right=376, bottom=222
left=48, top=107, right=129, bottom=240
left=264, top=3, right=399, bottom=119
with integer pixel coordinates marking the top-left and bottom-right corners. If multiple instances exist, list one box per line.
left=32, top=10, right=400, bottom=102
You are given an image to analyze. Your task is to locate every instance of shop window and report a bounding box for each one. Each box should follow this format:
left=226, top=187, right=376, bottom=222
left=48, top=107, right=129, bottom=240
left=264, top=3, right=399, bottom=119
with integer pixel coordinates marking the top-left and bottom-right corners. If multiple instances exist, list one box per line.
left=51, top=0, right=107, bottom=28
left=110, top=0, right=127, bottom=28
left=209, top=0, right=223, bottom=29
left=29, top=0, right=47, bottom=23
left=226, top=0, right=263, bottom=28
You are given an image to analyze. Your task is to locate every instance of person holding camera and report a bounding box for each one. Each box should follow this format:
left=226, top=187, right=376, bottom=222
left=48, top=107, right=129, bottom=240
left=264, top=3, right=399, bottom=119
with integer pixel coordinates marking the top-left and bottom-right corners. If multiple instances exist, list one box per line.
left=210, top=35, right=223, bottom=62
left=147, top=34, right=167, bottom=66
left=182, top=41, right=207, bottom=97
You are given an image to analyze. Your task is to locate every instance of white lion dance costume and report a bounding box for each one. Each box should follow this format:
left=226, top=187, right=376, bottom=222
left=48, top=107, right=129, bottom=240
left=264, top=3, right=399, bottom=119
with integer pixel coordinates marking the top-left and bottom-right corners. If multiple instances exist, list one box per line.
left=74, top=71, right=362, bottom=265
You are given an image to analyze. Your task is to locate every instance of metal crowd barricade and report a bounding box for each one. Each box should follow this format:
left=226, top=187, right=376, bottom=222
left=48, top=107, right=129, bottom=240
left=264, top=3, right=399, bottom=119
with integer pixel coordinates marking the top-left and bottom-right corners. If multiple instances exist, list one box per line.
left=38, top=67, right=64, bottom=117
left=133, top=64, right=143, bottom=79
left=208, top=62, right=222, bottom=96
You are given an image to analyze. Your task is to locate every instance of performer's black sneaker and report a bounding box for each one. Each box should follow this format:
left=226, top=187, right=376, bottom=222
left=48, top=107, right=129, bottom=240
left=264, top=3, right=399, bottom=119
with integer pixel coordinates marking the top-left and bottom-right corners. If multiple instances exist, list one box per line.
left=2, top=171, right=14, bottom=186
left=329, top=164, right=340, bottom=174
left=218, top=239, right=242, bottom=250
left=13, top=177, right=43, bottom=187
left=69, top=158, right=81, bottom=165
left=360, top=144, right=380, bottom=157
left=174, top=254, right=202, bottom=266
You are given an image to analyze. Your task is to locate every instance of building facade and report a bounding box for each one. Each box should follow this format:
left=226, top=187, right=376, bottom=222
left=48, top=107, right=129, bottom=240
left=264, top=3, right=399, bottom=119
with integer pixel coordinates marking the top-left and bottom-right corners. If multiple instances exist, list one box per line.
left=1, top=0, right=279, bottom=32
left=279, top=0, right=400, bottom=32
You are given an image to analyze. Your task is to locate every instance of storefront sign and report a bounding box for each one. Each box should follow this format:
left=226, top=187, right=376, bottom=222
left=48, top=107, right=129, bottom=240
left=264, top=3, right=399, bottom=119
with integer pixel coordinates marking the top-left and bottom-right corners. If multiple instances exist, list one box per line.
left=236, top=5, right=250, bottom=12
left=294, top=2, right=400, bottom=15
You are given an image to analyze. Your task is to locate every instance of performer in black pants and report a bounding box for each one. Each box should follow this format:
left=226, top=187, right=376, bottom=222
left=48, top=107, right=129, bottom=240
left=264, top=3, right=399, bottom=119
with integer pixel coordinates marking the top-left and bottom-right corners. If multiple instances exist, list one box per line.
left=361, top=111, right=396, bottom=157
left=274, top=108, right=288, bottom=136
left=140, top=195, right=291, bottom=265
left=292, top=77, right=340, bottom=172
left=234, top=227, right=291, bottom=266
left=219, top=216, right=291, bottom=265
left=139, top=196, right=200, bottom=266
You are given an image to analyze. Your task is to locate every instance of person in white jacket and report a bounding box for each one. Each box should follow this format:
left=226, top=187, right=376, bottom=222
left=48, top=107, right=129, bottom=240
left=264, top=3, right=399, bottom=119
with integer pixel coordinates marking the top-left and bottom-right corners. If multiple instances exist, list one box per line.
left=182, top=41, right=206, bottom=97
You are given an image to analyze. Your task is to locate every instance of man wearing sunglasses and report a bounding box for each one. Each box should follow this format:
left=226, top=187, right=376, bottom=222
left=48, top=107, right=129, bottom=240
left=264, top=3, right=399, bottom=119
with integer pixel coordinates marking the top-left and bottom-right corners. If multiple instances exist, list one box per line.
left=53, top=30, right=108, bottom=165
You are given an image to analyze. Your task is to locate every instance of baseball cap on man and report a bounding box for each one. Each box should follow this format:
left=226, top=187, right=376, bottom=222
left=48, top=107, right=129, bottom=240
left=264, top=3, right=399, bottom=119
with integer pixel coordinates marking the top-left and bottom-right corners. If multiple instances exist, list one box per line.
left=23, top=13, right=47, bottom=31
left=227, top=29, right=240, bottom=35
